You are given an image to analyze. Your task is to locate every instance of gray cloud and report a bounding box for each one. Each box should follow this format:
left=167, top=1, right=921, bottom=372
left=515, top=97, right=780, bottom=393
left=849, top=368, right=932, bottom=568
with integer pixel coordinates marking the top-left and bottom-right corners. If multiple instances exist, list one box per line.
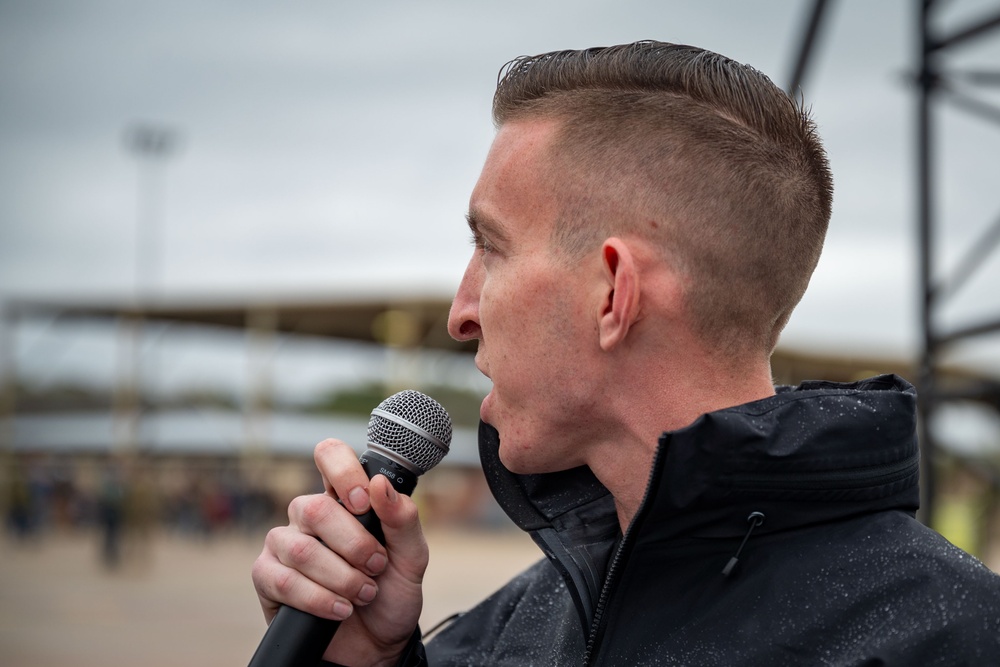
left=2, top=0, right=999, bottom=379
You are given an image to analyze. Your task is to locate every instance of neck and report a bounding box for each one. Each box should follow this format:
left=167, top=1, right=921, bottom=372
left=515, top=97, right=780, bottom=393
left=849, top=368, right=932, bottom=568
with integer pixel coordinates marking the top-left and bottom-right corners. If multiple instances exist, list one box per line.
left=584, top=351, right=776, bottom=533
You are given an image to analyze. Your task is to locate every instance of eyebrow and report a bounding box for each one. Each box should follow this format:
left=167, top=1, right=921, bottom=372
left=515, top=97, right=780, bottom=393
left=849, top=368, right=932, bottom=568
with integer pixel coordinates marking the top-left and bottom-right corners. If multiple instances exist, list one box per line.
left=465, top=208, right=511, bottom=246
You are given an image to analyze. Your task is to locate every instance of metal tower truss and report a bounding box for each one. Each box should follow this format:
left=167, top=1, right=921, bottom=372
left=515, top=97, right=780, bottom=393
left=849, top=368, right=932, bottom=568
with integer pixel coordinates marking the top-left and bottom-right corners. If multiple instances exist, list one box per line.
left=917, top=1, right=1000, bottom=525
left=788, top=0, right=1000, bottom=529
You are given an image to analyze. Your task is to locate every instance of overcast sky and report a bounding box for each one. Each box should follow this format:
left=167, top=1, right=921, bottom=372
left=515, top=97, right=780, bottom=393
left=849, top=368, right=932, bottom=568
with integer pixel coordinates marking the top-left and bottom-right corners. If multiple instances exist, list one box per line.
left=2, top=0, right=1000, bottom=394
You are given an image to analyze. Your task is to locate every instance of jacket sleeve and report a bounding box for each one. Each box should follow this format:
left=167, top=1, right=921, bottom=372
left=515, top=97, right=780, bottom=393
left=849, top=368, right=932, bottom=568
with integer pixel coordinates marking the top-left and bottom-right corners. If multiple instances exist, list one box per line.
left=319, top=627, right=427, bottom=667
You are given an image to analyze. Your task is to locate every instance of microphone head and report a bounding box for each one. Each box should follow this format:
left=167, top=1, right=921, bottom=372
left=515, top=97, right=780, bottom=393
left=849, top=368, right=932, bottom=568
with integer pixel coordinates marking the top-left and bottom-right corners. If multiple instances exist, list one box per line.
left=367, top=390, right=452, bottom=475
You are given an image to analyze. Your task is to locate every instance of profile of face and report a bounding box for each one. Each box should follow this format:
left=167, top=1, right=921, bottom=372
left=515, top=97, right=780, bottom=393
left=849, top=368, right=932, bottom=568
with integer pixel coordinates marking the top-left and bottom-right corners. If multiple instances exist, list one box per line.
left=447, top=119, right=609, bottom=475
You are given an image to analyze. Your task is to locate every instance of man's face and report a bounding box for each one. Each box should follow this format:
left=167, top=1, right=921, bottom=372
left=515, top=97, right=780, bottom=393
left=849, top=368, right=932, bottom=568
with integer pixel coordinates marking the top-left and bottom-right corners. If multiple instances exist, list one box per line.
left=448, top=119, right=605, bottom=474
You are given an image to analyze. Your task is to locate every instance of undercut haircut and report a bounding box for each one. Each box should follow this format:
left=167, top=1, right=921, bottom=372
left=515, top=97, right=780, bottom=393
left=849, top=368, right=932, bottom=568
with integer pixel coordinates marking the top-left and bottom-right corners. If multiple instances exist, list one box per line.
left=492, top=41, right=834, bottom=357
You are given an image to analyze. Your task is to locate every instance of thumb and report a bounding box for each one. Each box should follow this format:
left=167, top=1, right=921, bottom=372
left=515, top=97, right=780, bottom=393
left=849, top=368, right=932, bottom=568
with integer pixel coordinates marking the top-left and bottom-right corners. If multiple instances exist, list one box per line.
left=368, top=474, right=428, bottom=579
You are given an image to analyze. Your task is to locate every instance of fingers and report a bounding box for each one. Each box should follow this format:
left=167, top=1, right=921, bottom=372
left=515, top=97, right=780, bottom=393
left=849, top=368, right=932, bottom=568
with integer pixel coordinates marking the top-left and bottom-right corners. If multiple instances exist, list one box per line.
left=314, top=438, right=372, bottom=514
left=287, top=492, right=389, bottom=579
left=253, top=521, right=383, bottom=622
left=368, top=475, right=428, bottom=582
left=309, top=441, right=428, bottom=582
left=252, top=437, right=429, bottom=634
left=252, top=533, right=353, bottom=622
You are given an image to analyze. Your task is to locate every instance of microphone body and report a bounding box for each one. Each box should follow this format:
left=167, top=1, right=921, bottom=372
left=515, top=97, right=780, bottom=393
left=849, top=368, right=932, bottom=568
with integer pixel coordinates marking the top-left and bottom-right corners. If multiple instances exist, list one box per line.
left=248, top=391, right=451, bottom=667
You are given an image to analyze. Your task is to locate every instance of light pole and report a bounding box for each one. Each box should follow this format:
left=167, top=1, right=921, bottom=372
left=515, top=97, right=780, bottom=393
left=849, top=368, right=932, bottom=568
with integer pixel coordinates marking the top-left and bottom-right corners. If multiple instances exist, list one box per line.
left=115, top=123, right=179, bottom=453
left=125, top=124, right=178, bottom=300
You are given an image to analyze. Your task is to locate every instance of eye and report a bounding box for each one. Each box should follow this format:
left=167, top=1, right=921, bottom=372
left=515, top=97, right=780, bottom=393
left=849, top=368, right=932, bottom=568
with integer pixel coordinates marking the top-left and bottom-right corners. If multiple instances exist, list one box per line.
left=470, top=231, right=495, bottom=255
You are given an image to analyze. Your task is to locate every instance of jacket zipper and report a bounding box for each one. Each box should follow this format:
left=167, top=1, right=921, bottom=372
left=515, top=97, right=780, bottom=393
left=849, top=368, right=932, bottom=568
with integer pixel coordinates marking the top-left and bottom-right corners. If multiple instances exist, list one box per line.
left=726, top=451, right=919, bottom=491
left=582, top=443, right=668, bottom=666
left=581, top=513, right=631, bottom=666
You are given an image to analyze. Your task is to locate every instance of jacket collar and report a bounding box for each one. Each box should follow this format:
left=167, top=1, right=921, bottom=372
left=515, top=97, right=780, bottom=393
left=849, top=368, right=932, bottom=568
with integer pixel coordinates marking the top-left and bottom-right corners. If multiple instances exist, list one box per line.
left=478, top=374, right=920, bottom=629
left=639, top=373, right=920, bottom=541
left=479, top=374, right=920, bottom=541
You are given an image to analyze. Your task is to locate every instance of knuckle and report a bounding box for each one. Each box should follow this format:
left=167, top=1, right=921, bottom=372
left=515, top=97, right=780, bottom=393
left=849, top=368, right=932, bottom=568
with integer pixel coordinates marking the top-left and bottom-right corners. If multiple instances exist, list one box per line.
left=314, top=438, right=348, bottom=463
left=299, top=497, right=329, bottom=526
left=291, top=494, right=333, bottom=528
left=396, top=499, right=420, bottom=525
left=314, top=437, right=336, bottom=455
left=286, top=535, right=319, bottom=569
left=272, top=567, right=297, bottom=598
left=314, top=439, right=365, bottom=489
left=338, top=568, right=369, bottom=598
left=250, top=554, right=269, bottom=589
left=342, top=531, right=375, bottom=566
left=263, top=525, right=285, bottom=549
left=261, top=526, right=289, bottom=544
left=286, top=494, right=308, bottom=520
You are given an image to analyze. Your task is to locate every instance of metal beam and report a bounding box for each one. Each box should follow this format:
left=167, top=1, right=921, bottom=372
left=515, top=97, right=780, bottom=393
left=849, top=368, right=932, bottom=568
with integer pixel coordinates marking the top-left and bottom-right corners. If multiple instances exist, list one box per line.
left=936, top=211, right=1000, bottom=302
left=938, top=316, right=1000, bottom=347
left=928, top=10, right=1000, bottom=52
left=786, top=0, right=833, bottom=96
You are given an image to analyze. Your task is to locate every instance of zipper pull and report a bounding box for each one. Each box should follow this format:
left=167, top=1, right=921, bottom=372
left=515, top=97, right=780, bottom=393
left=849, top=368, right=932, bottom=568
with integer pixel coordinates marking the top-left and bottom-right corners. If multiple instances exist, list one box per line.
left=722, top=511, right=765, bottom=577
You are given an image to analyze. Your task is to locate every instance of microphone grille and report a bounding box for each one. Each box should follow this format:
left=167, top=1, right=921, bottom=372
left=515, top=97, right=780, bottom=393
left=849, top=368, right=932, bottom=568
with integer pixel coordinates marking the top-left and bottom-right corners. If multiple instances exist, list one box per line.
left=367, top=390, right=452, bottom=474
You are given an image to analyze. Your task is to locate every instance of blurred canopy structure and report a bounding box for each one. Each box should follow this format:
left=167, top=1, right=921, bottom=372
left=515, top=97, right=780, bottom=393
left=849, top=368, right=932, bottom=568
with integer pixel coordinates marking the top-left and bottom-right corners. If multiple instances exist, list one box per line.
left=1, top=2, right=1000, bottom=559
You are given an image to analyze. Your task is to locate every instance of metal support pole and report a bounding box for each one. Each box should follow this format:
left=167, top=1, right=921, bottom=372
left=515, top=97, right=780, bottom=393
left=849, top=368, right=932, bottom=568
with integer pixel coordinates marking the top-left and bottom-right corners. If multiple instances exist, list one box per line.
left=245, top=307, right=278, bottom=455
left=119, top=124, right=178, bottom=455
left=916, top=0, right=938, bottom=526
left=113, top=313, right=143, bottom=453
left=0, top=302, right=17, bottom=514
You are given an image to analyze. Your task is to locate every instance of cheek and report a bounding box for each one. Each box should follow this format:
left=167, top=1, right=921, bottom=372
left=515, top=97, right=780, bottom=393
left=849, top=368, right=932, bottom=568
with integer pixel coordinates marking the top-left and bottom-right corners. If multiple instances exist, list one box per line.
left=480, top=273, right=534, bottom=340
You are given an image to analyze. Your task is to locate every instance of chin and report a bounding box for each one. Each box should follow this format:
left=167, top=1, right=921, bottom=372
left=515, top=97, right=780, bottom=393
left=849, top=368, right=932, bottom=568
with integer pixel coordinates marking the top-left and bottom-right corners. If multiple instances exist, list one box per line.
left=479, top=389, right=496, bottom=424
left=497, top=438, right=554, bottom=475
left=497, top=446, right=528, bottom=474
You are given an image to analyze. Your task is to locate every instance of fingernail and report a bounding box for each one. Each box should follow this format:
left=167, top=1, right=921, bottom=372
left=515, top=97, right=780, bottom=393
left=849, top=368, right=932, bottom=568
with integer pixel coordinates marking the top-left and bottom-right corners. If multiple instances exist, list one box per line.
left=366, top=551, right=387, bottom=574
left=358, top=583, right=377, bottom=604
left=348, top=486, right=369, bottom=512
left=386, top=482, right=398, bottom=503
left=332, top=600, right=352, bottom=619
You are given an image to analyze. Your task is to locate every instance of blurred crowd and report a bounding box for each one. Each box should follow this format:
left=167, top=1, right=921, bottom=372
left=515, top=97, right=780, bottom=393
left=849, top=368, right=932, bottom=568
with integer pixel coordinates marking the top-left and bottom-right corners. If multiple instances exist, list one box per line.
left=5, top=452, right=998, bottom=575
left=3, top=454, right=291, bottom=567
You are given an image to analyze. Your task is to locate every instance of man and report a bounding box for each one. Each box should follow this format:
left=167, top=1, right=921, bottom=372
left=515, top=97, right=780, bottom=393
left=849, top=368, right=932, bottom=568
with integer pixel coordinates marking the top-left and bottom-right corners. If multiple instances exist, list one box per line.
left=253, top=41, right=1000, bottom=665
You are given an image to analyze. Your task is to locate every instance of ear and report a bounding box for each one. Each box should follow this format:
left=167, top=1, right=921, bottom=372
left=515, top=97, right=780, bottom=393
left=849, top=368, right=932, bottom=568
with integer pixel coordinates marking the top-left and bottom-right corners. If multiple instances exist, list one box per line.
left=598, top=237, right=641, bottom=351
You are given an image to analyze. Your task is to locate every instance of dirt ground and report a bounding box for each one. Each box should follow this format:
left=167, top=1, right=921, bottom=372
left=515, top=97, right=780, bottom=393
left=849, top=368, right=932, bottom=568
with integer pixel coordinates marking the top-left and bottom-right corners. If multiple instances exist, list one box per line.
left=0, top=527, right=542, bottom=667
left=3, top=525, right=998, bottom=667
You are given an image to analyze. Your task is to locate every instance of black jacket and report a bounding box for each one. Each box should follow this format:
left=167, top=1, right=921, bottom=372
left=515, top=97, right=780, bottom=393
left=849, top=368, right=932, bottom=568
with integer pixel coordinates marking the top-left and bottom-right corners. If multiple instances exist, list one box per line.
left=421, top=375, right=1000, bottom=665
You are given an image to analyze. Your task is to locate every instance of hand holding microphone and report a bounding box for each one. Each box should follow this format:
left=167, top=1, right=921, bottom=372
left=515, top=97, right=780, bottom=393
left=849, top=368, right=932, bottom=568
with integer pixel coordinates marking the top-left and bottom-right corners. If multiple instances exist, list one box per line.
left=250, top=391, right=452, bottom=667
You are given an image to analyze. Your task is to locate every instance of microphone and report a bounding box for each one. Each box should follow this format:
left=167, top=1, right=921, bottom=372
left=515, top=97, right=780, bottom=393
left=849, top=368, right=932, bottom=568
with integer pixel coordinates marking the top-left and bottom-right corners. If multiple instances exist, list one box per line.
left=248, top=390, right=452, bottom=667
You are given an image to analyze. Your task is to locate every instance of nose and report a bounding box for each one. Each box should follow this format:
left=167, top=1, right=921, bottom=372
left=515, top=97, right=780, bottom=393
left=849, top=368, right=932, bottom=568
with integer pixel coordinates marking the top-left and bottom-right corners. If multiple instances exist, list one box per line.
left=448, top=254, right=483, bottom=342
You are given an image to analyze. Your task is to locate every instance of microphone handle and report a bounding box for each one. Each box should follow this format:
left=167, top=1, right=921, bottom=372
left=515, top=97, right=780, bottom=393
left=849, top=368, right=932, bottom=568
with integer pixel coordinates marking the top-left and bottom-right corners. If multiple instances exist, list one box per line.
left=248, top=452, right=414, bottom=667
